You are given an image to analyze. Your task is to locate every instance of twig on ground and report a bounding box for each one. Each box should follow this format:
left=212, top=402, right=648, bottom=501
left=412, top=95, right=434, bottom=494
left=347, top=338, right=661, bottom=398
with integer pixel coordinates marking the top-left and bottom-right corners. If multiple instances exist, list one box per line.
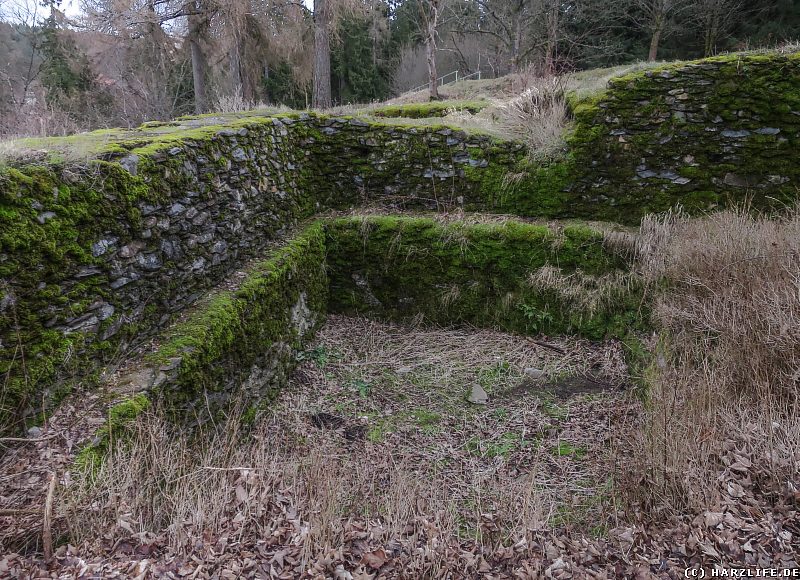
left=0, top=508, right=42, bottom=516
left=530, top=340, right=567, bottom=355
left=43, top=473, right=57, bottom=560
left=0, top=433, right=61, bottom=446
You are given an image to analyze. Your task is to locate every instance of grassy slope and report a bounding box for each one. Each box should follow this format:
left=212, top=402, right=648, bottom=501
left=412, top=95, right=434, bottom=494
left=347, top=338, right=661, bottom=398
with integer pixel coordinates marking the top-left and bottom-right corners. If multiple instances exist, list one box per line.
left=0, top=60, right=660, bottom=162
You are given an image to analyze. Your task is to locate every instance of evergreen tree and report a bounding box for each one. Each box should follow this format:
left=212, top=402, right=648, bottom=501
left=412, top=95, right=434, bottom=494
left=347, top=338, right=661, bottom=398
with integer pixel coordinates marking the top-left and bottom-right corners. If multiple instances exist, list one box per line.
left=332, top=16, right=392, bottom=103
left=39, top=1, right=113, bottom=126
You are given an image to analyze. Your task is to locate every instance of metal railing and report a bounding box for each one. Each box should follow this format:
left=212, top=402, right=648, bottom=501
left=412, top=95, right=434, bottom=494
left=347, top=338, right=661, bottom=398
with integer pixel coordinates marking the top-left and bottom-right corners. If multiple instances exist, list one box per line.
left=408, top=69, right=483, bottom=94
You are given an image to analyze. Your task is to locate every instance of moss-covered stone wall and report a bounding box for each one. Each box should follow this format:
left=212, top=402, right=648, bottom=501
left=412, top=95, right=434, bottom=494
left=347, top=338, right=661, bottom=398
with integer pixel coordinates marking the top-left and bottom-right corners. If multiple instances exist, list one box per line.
left=0, top=114, right=520, bottom=431
left=325, top=216, right=645, bottom=341
left=560, top=52, right=800, bottom=222
left=3, top=51, right=798, bottom=430
left=369, top=101, right=488, bottom=118
left=418, top=54, right=800, bottom=226
left=74, top=216, right=645, bottom=463
left=96, top=216, right=642, bottom=431
left=75, top=224, right=327, bottom=467
left=114, top=223, right=328, bottom=423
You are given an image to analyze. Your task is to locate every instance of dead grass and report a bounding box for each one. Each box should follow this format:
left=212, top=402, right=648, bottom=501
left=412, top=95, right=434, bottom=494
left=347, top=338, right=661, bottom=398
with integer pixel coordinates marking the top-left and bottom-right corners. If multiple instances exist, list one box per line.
left=527, top=266, right=640, bottom=319
left=627, top=207, right=800, bottom=516
left=486, top=76, right=569, bottom=159
left=59, top=317, right=629, bottom=575
left=563, top=61, right=671, bottom=100
left=777, top=40, right=800, bottom=54
left=8, top=207, right=800, bottom=574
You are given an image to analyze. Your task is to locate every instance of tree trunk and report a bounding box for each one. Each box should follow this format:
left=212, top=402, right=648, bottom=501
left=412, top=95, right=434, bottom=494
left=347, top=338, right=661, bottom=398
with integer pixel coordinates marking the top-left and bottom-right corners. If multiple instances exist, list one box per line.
left=704, top=11, right=719, bottom=56
left=144, top=0, right=171, bottom=117
left=426, top=27, right=439, bottom=100
left=648, top=24, right=663, bottom=61
left=423, top=1, right=440, bottom=100
left=230, top=40, right=243, bottom=99
left=544, top=0, right=559, bottom=74
left=188, top=0, right=207, bottom=114
left=312, top=0, right=332, bottom=109
left=511, top=15, right=521, bottom=74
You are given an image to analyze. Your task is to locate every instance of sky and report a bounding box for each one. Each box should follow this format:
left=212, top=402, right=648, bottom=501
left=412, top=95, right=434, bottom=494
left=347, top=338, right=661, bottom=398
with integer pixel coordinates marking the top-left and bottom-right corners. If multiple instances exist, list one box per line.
left=2, top=0, right=314, bottom=23
left=2, top=0, right=82, bottom=22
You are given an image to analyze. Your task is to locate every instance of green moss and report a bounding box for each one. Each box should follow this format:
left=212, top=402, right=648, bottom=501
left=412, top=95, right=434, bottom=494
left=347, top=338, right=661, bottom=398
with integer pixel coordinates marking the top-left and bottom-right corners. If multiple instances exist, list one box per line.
left=558, top=50, right=800, bottom=222
left=410, top=408, right=441, bottom=428
left=6, top=49, right=799, bottom=435
left=369, top=100, right=488, bottom=119
left=553, top=441, right=587, bottom=459
left=325, top=215, right=644, bottom=340
left=467, top=431, right=527, bottom=459
left=74, top=394, right=150, bottom=474
left=0, top=161, right=157, bottom=431
left=145, top=223, right=328, bottom=419
left=621, top=333, right=652, bottom=398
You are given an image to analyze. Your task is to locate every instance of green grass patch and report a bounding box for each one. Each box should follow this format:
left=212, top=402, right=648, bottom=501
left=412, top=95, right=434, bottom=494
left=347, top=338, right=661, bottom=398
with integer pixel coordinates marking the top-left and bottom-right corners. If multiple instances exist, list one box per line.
left=370, top=100, right=488, bottom=119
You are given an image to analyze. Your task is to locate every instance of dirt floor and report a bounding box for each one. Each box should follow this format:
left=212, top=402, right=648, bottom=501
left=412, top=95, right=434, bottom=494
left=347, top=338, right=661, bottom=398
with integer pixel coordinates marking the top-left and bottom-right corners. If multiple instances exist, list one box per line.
left=1, top=316, right=797, bottom=578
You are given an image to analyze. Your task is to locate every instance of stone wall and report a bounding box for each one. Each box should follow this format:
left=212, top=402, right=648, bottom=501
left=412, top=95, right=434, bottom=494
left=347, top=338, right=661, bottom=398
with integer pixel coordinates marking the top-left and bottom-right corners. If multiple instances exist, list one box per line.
left=325, top=216, right=644, bottom=340
left=76, top=225, right=329, bottom=466
left=489, top=52, right=800, bottom=225
left=3, top=51, right=799, bottom=430
left=74, top=216, right=646, bottom=464
left=0, top=114, right=521, bottom=430
left=564, top=52, right=800, bottom=222
left=118, top=223, right=328, bottom=424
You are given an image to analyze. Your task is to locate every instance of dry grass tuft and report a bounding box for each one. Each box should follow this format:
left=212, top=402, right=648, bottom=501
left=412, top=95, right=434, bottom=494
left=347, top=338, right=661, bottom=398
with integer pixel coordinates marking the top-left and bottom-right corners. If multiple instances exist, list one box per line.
left=211, top=89, right=272, bottom=114
left=639, top=207, right=800, bottom=402
left=627, top=207, right=800, bottom=515
left=492, top=76, right=569, bottom=159
left=527, top=266, right=639, bottom=318
left=776, top=40, right=800, bottom=54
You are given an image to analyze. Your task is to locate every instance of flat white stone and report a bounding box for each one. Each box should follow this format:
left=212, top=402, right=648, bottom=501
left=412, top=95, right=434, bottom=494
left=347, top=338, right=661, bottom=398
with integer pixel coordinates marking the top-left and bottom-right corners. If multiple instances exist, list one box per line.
left=468, top=384, right=488, bottom=405
left=524, top=368, right=545, bottom=380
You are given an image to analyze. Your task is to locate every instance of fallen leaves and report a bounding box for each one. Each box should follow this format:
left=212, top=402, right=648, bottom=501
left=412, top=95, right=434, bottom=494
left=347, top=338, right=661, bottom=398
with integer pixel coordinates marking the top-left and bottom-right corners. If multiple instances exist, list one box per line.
left=2, top=318, right=798, bottom=578
left=360, top=547, right=388, bottom=569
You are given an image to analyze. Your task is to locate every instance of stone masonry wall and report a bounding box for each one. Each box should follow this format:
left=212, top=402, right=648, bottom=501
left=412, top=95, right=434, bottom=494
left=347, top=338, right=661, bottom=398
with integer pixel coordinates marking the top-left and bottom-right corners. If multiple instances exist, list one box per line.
left=0, top=114, right=521, bottom=430
left=563, top=52, right=800, bottom=222
left=3, top=51, right=799, bottom=430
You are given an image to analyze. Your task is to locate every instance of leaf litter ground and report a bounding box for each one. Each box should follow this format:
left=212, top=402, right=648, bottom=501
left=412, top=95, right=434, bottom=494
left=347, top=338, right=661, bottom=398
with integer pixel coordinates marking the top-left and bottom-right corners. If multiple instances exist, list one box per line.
left=2, top=316, right=797, bottom=578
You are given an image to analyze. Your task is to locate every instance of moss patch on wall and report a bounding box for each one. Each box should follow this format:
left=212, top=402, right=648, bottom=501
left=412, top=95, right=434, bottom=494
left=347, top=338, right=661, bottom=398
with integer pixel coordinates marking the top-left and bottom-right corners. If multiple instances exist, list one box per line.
left=4, top=50, right=799, bottom=432
left=141, top=222, right=328, bottom=421
left=369, top=101, right=488, bottom=119
left=563, top=51, right=800, bottom=221
left=0, top=162, right=155, bottom=430
left=65, top=214, right=648, bottom=473
left=325, top=216, right=645, bottom=340
left=74, top=393, right=151, bottom=473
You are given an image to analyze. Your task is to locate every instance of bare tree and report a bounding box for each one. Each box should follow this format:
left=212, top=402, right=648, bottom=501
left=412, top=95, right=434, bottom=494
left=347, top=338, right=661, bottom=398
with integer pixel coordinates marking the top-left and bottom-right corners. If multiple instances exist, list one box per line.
left=312, top=0, right=331, bottom=108
left=542, top=0, right=560, bottom=73
left=78, top=0, right=189, bottom=119
left=546, top=0, right=628, bottom=72
left=187, top=0, right=209, bottom=112
left=692, top=0, right=743, bottom=56
left=81, top=0, right=214, bottom=114
left=631, top=0, right=690, bottom=61
left=417, top=0, right=448, bottom=100
left=422, top=0, right=441, bottom=100
left=453, top=0, right=624, bottom=78
left=2, top=0, right=44, bottom=112
left=462, top=0, right=533, bottom=74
